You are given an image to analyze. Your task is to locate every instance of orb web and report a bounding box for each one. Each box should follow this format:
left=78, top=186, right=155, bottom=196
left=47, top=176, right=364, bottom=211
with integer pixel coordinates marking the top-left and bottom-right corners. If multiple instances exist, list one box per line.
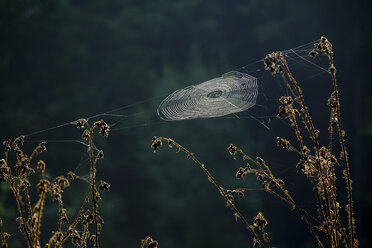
left=157, top=71, right=258, bottom=121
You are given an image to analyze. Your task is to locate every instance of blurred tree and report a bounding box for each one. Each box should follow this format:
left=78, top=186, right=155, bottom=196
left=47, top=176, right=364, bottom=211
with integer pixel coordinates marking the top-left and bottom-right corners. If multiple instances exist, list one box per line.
left=0, top=0, right=371, bottom=247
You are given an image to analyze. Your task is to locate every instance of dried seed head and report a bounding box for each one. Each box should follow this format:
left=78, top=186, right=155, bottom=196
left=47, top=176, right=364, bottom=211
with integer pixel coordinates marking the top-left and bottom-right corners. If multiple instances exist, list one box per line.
left=37, top=179, right=49, bottom=195
left=148, top=241, right=158, bottom=248
left=277, top=137, right=292, bottom=151
left=141, top=236, right=158, bottom=248
left=67, top=171, right=76, bottom=182
left=33, top=141, right=47, bottom=157
left=93, top=120, right=110, bottom=137
left=98, top=180, right=110, bottom=192
left=81, top=129, right=90, bottom=140
left=19, top=180, right=31, bottom=191
left=314, top=36, right=333, bottom=57
left=37, top=160, right=46, bottom=173
left=256, top=157, right=265, bottom=165
left=60, top=208, right=69, bottom=225
left=55, top=176, right=70, bottom=188
left=83, top=210, right=93, bottom=225
left=12, top=136, right=25, bottom=147
left=264, top=51, right=284, bottom=75
left=236, top=167, right=249, bottom=179
left=96, top=150, right=104, bottom=160
left=76, top=118, right=88, bottom=129
left=0, top=158, right=6, bottom=167
left=3, top=139, right=11, bottom=152
left=227, top=144, right=237, bottom=156
left=309, top=49, right=318, bottom=58
left=151, top=137, right=162, bottom=152
left=279, top=96, right=293, bottom=106
left=253, top=212, right=268, bottom=231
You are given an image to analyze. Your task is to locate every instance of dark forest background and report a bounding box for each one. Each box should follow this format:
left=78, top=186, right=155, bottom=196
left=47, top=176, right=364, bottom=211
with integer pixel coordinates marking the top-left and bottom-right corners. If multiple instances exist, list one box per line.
left=0, top=0, right=371, bottom=247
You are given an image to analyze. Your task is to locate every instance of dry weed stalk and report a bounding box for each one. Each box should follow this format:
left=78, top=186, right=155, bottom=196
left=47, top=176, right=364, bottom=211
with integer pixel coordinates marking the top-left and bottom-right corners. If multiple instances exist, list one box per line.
left=0, top=119, right=110, bottom=248
left=151, top=137, right=270, bottom=248
left=261, top=36, right=356, bottom=248
left=152, top=37, right=356, bottom=248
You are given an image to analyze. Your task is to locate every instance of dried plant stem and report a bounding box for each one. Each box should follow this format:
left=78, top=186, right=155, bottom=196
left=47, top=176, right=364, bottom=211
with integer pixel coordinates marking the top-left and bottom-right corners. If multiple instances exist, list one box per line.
left=24, top=188, right=33, bottom=225
left=34, top=191, right=46, bottom=248
left=7, top=170, right=33, bottom=248
left=328, top=115, right=334, bottom=152
left=281, top=60, right=339, bottom=247
left=0, top=219, right=9, bottom=248
left=23, top=187, right=36, bottom=243
left=282, top=64, right=320, bottom=152
left=254, top=157, right=324, bottom=248
left=1, top=127, right=108, bottom=248
left=61, top=195, right=90, bottom=244
left=264, top=186, right=321, bottom=226
left=329, top=65, right=355, bottom=248
left=153, top=137, right=266, bottom=248
left=88, top=128, right=100, bottom=248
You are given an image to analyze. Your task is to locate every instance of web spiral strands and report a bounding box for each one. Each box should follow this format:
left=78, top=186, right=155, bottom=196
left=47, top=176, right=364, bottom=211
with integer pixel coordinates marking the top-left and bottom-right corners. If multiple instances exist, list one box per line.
left=157, top=71, right=258, bottom=121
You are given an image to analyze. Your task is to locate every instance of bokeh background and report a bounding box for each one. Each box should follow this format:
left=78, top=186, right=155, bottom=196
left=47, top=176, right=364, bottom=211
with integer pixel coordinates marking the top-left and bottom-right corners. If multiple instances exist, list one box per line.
left=0, top=0, right=371, bottom=247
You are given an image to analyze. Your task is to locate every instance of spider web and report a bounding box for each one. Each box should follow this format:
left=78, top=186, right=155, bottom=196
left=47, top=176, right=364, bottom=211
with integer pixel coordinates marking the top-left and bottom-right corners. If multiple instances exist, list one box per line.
left=157, top=71, right=258, bottom=121
left=15, top=38, right=331, bottom=176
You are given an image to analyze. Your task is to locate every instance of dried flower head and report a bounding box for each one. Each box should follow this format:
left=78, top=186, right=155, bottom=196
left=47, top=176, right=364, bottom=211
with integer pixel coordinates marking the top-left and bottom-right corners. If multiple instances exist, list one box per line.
left=279, top=96, right=294, bottom=106
left=0, top=158, right=6, bottom=167
left=59, top=208, right=69, bottom=225
left=12, top=136, right=25, bottom=147
left=55, top=176, right=70, bottom=188
left=82, top=210, right=94, bottom=225
left=96, top=150, right=104, bottom=160
left=98, top=180, right=110, bottom=192
left=93, top=120, right=110, bottom=137
left=32, top=141, right=47, bottom=157
left=37, top=179, right=49, bottom=195
left=67, top=171, right=76, bottom=182
left=277, top=137, right=292, bottom=151
left=227, top=144, right=237, bottom=156
left=37, top=160, right=46, bottom=173
left=236, top=167, right=249, bottom=179
left=253, top=212, right=267, bottom=231
left=76, top=118, right=88, bottom=129
left=3, top=139, right=11, bottom=152
left=151, top=137, right=162, bottom=152
left=81, top=129, right=90, bottom=141
left=141, top=236, right=158, bottom=248
left=19, top=180, right=31, bottom=191
left=314, top=36, right=333, bottom=57
left=264, top=51, right=285, bottom=75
